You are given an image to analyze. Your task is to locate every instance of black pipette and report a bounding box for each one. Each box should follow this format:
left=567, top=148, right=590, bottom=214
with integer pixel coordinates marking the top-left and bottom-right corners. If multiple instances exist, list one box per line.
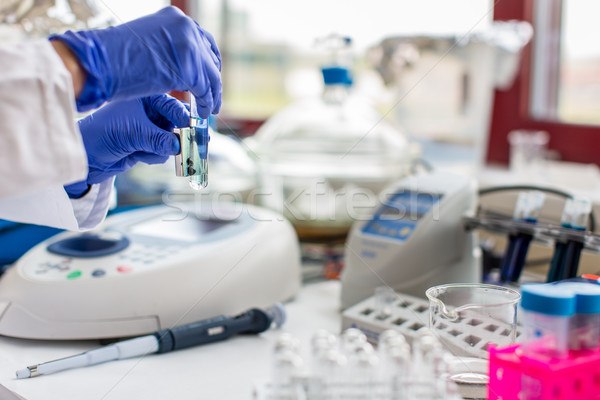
left=16, top=303, right=286, bottom=379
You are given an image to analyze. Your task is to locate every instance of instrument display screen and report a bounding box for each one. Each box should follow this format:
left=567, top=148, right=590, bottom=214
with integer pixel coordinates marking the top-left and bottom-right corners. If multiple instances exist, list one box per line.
left=128, top=213, right=232, bottom=242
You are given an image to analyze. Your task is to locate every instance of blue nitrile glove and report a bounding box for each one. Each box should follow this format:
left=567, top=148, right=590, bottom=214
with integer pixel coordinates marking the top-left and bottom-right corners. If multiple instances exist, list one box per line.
left=50, top=6, right=221, bottom=117
left=64, top=94, right=188, bottom=198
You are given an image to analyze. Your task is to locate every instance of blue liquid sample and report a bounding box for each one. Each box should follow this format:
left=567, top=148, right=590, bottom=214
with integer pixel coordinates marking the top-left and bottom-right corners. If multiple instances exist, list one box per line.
left=188, top=122, right=209, bottom=190
left=186, top=94, right=209, bottom=190
left=177, top=118, right=209, bottom=191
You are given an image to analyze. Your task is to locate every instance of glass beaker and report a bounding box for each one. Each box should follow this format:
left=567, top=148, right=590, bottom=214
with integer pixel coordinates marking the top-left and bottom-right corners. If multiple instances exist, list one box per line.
left=425, top=284, right=520, bottom=388
left=507, top=129, right=549, bottom=177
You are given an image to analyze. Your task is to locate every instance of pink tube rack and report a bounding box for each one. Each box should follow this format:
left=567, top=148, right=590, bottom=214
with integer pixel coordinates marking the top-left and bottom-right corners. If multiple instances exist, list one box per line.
left=488, top=343, right=600, bottom=400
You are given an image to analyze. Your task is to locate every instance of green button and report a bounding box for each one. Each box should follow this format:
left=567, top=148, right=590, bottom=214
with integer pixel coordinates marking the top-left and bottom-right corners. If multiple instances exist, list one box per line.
left=67, top=270, right=82, bottom=280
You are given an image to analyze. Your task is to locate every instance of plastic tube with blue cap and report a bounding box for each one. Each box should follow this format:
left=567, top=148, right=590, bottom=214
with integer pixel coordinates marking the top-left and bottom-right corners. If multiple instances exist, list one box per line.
left=555, top=281, right=600, bottom=350
left=520, top=283, right=575, bottom=359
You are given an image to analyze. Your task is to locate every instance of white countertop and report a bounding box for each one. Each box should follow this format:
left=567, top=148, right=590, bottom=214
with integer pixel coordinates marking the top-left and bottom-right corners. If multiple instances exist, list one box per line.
left=0, top=280, right=342, bottom=400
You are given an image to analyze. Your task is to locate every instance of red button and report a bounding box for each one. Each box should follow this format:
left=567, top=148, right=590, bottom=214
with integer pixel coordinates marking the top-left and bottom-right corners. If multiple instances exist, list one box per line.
left=581, top=274, right=600, bottom=281
left=117, top=266, right=133, bottom=273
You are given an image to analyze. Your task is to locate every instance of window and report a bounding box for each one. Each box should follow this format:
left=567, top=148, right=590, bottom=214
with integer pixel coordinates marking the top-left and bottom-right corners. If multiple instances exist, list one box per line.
left=529, top=0, right=600, bottom=124
left=487, top=0, right=600, bottom=166
left=557, top=0, right=600, bottom=124
left=96, top=0, right=169, bottom=23
left=175, top=0, right=494, bottom=121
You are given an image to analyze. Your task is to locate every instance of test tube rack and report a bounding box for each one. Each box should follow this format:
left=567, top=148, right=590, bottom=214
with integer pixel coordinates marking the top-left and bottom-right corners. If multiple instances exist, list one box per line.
left=341, top=291, right=521, bottom=360
left=488, top=343, right=600, bottom=400
left=341, top=291, right=430, bottom=344
left=464, top=215, right=600, bottom=255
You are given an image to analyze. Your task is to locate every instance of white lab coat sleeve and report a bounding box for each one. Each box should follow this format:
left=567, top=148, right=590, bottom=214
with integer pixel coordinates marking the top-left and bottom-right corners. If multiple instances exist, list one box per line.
left=0, top=178, right=114, bottom=231
left=0, top=39, right=114, bottom=231
left=69, top=178, right=116, bottom=230
left=0, top=39, right=88, bottom=199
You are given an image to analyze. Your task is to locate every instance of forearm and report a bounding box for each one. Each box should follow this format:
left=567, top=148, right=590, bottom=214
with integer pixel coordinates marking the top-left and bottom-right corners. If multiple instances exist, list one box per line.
left=50, top=39, right=86, bottom=99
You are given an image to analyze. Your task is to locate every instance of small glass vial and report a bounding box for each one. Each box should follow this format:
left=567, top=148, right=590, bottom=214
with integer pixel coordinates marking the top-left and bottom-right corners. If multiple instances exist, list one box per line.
left=374, top=286, right=397, bottom=319
left=174, top=95, right=209, bottom=190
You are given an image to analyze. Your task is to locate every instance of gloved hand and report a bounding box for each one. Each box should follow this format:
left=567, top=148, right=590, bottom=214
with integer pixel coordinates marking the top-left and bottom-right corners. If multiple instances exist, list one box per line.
left=65, top=94, right=188, bottom=198
left=50, top=6, right=221, bottom=118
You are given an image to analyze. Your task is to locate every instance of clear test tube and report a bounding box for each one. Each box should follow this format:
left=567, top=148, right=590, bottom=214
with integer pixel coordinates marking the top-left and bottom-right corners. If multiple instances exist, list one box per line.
left=513, top=190, right=545, bottom=222
left=174, top=94, right=209, bottom=190
left=548, top=197, right=591, bottom=281
left=562, top=197, right=591, bottom=279
left=569, top=197, right=592, bottom=230
left=547, top=200, right=575, bottom=282
left=374, top=286, right=397, bottom=319
left=500, top=191, right=546, bottom=282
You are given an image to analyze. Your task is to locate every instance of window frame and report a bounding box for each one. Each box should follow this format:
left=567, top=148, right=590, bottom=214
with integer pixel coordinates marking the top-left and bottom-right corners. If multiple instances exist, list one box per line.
left=487, top=0, right=600, bottom=166
left=170, top=0, right=188, bottom=12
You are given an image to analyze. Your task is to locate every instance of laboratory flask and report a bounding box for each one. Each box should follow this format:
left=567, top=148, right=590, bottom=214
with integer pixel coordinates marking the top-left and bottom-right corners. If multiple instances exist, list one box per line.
left=247, top=38, right=417, bottom=239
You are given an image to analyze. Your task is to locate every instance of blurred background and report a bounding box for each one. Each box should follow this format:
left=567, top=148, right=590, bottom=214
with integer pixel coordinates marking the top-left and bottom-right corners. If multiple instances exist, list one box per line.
left=2, top=0, right=600, bottom=277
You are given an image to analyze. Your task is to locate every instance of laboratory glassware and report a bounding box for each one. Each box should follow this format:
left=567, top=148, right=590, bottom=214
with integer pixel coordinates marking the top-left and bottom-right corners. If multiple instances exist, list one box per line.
left=174, top=95, right=209, bottom=190
left=247, top=36, right=416, bottom=239
left=499, top=190, right=545, bottom=282
left=548, top=197, right=592, bottom=282
left=258, top=329, right=463, bottom=400
left=508, top=129, right=549, bottom=177
left=426, top=283, right=520, bottom=386
left=122, top=129, right=257, bottom=204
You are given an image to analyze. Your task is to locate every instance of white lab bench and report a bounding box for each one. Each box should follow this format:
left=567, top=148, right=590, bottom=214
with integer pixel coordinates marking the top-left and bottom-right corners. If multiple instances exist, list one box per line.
left=0, top=280, right=342, bottom=400
left=3, top=151, right=600, bottom=399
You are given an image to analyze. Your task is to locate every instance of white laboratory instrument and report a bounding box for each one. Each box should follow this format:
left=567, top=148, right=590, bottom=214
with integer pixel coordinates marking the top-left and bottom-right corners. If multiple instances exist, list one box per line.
left=370, top=21, right=532, bottom=165
left=340, top=171, right=481, bottom=309
left=0, top=202, right=302, bottom=340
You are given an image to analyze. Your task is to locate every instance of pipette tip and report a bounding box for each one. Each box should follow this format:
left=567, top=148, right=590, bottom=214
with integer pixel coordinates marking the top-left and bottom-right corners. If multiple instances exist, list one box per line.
left=267, top=303, right=286, bottom=329
left=15, top=367, right=31, bottom=379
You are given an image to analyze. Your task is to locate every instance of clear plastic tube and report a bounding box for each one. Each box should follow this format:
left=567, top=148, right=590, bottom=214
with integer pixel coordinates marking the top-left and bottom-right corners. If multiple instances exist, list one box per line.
left=500, top=191, right=546, bottom=282
left=374, top=286, right=397, bottom=319
left=569, top=197, right=592, bottom=230
left=174, top=95, right=209, bottom=190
